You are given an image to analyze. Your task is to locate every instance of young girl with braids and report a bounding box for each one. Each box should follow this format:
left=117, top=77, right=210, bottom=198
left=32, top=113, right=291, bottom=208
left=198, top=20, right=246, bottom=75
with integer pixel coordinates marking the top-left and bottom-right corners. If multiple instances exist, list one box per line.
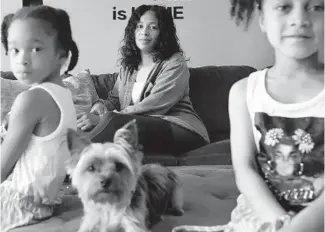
left=173, top=0, right=324, bottom=232
left=0, top=5, right=79, bottom=231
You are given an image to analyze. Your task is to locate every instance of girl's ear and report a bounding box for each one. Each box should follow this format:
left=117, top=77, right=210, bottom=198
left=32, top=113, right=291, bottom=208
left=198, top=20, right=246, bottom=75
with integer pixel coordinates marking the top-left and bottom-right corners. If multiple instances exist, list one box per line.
left=58, top=50, right=68, bottom=67
left=258, top=12, right=266, bottom=33
left=59, top=56, right=67, bottom=67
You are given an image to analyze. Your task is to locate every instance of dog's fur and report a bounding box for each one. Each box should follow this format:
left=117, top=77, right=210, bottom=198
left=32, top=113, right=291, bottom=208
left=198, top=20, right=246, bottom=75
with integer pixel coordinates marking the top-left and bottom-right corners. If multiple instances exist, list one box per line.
left=66, top=120, right=184, bottom=232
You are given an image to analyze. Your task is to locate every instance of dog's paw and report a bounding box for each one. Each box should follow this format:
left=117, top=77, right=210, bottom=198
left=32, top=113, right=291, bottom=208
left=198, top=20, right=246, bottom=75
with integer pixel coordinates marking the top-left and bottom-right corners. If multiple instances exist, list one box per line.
left=61, top=183, right=78, bottom=195
left=168, top=208, right=184, bottom=216
left=160, top=215, right=164, bottom=221
left=147, top=213, right=164, bottom=228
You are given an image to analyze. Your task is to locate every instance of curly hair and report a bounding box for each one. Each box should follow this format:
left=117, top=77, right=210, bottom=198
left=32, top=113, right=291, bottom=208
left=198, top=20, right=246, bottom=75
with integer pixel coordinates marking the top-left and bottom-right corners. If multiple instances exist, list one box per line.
left=230, top=0, right=262, bottom=28
left=119, top=5, right=184, bottom=74
left=1, top=5, right=79, bottom=74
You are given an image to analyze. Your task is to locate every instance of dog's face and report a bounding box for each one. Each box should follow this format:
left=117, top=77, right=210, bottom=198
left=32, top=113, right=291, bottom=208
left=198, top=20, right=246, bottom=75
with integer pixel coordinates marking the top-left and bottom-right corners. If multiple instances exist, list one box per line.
left=66, top=120, right=143, bottom=207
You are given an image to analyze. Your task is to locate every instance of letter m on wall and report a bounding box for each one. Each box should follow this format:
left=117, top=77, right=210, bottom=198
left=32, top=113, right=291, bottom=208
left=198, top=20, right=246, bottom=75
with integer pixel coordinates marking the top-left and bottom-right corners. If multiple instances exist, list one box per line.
left=23, top=0, right=43, bottom=6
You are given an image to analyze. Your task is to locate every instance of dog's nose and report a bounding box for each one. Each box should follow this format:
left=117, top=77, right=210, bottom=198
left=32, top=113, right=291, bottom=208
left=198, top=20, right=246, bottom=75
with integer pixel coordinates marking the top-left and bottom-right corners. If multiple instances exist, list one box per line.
left=101, top=178, right=112, bottom=188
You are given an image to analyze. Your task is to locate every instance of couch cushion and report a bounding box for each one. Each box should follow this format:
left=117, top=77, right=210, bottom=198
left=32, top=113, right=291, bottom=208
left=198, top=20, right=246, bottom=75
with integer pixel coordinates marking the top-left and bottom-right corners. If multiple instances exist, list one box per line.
left=11, top=165, right=238, bottom=232
left=179, top=139, right=231, bottom=166
left=153, top=165, right=239, bottom=232
left=189, top=66, right=256, bottom=143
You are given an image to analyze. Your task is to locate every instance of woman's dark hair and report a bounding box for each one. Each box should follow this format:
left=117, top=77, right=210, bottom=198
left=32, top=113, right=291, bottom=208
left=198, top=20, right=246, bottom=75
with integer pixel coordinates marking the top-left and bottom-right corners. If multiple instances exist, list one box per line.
left=1, top=5, right=79, bottom=74
left=119, top=4, right=184, bottom=74
left=230, top=0, right=262, bottom=28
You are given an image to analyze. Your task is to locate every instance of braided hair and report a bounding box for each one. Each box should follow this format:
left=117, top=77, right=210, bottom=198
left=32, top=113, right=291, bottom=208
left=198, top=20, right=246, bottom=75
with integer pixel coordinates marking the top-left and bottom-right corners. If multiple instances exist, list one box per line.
left=230, top=0, right=262, bottom=28
left=120, top=5, right=184, bottom=74
left=1, top=5, right=79, bottom=74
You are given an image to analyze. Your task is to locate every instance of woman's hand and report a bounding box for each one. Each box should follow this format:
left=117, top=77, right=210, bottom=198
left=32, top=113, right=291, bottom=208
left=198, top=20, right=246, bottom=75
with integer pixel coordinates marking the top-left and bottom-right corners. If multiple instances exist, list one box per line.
left=90, top=101, right=108, bottom=116
left=76, top=101, right=108, bottom=132
left=77, top=112, right=100, bottom=131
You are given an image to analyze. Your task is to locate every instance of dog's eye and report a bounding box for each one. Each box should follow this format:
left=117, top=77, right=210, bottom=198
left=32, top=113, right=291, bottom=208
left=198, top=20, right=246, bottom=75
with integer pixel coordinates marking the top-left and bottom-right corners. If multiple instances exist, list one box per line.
left=115, top=162, right=125, bottom=172
left=87, top=165, right=95, bottom=172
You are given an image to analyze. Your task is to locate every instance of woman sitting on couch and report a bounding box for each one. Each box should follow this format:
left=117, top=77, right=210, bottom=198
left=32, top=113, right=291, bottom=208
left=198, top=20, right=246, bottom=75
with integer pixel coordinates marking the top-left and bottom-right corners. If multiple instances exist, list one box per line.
left=77, top=4, right=209, bottom=154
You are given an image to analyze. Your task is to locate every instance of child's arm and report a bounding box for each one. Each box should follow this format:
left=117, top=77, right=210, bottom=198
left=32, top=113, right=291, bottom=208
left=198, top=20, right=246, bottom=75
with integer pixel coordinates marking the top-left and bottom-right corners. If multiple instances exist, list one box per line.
left=228, top=78, right=287, bottom=222
left=279, top=191, right=324, bottom=232
left=1, top=90, right=41, bottom=183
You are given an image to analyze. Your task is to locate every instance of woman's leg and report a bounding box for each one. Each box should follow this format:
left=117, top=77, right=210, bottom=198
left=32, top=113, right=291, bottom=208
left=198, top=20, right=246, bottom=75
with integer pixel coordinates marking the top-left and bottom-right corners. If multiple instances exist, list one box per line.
left=169, top=122, right=208, bottom=154
left=91, top=113, right=207, bottom=155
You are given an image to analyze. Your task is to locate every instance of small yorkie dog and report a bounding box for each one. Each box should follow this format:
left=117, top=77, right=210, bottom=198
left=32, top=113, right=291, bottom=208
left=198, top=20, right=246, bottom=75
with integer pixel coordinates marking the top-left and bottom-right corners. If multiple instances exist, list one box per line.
left=66, top=120, right=184, bottom=232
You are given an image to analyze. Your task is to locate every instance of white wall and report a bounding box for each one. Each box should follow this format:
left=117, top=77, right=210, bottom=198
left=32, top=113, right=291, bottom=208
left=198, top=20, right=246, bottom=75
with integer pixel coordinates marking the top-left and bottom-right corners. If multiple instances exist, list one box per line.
left=2, top=0, right=276, bottom=74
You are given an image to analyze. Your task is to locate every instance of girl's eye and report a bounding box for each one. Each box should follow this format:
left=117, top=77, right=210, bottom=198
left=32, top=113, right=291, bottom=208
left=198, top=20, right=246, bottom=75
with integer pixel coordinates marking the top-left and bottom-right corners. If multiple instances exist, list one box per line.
left=276, top=5, right=291, bottom=12
left=289, top=152, right=299, bottom=159
left=87, top=165, right=95, bottom=172
left=274, top=152, right=283, bottom=159
left=150, top=26, right=158, bottom=30
left=136, top=24, right=143, bottom=29
left=32, top=47, right=42, bottom=52
left=308, top=4, right=324, bottom=12
left=8, top=48, right=19, bottom=54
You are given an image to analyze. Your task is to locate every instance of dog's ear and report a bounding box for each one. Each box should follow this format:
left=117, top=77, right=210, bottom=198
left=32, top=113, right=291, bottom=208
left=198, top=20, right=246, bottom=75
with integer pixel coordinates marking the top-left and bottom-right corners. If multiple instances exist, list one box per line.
left=67, top=129, right=92, bottom=155
left=66, top=129, right=91, bottom=174
left=65, top=152, right=82, bottom=175
left=113, top=119, right=143, bottom=163
left=113, top=119, right=139, bottom=150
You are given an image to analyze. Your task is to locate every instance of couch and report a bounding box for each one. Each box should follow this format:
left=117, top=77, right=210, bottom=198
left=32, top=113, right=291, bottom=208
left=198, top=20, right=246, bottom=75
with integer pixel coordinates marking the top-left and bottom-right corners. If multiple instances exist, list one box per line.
left=1, top=65, right=256, bottom=232
left=90, top=65, right=256, bottom=166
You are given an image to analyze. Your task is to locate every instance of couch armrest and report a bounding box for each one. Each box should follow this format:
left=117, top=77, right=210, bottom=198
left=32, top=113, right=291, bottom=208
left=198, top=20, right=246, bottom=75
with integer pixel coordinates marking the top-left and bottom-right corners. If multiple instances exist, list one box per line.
left=91, top=73, right=118, bottom=100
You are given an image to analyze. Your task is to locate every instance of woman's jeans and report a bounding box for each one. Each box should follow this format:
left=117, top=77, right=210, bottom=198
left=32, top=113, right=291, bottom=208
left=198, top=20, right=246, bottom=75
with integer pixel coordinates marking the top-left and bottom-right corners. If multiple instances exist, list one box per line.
left=91, top=112, right=207, bottom=155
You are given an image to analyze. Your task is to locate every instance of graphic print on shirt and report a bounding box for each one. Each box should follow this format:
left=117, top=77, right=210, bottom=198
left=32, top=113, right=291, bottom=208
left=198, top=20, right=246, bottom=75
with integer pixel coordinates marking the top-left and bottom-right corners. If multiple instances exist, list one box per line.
left=254, top=112, right=324, bottom=207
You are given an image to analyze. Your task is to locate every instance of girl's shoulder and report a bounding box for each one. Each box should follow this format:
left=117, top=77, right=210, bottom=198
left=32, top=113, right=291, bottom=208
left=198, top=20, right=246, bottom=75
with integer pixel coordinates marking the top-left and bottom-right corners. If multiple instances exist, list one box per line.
left=230, top=77, right=248, bottom=102
left=10, top=88, right=52, bottom=123
left=230, top=69, right=268, bottom=106
left=16, top=88, right=48, bottom=106
left=231, top=69, right=266, bottom=92
left=25, top=87, right=57, bottom=108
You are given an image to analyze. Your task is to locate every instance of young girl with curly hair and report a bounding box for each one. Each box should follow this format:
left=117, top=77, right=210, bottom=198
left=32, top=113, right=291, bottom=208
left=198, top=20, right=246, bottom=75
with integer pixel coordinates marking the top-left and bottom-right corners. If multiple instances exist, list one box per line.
left=77, top=4, right=209, bottom=155
left=173, top=0, right=324, bottom=231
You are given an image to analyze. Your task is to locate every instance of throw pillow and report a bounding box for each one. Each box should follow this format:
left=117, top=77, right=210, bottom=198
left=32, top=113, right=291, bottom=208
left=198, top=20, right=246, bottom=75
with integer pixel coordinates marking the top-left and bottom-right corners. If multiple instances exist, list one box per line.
left=1, top=77, right=29, bottom=121
left=91, top=72, right=119, bottom=100
left=1, top=69, right=99, bottom=121
left=63, top=69, right=99, bottom=115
